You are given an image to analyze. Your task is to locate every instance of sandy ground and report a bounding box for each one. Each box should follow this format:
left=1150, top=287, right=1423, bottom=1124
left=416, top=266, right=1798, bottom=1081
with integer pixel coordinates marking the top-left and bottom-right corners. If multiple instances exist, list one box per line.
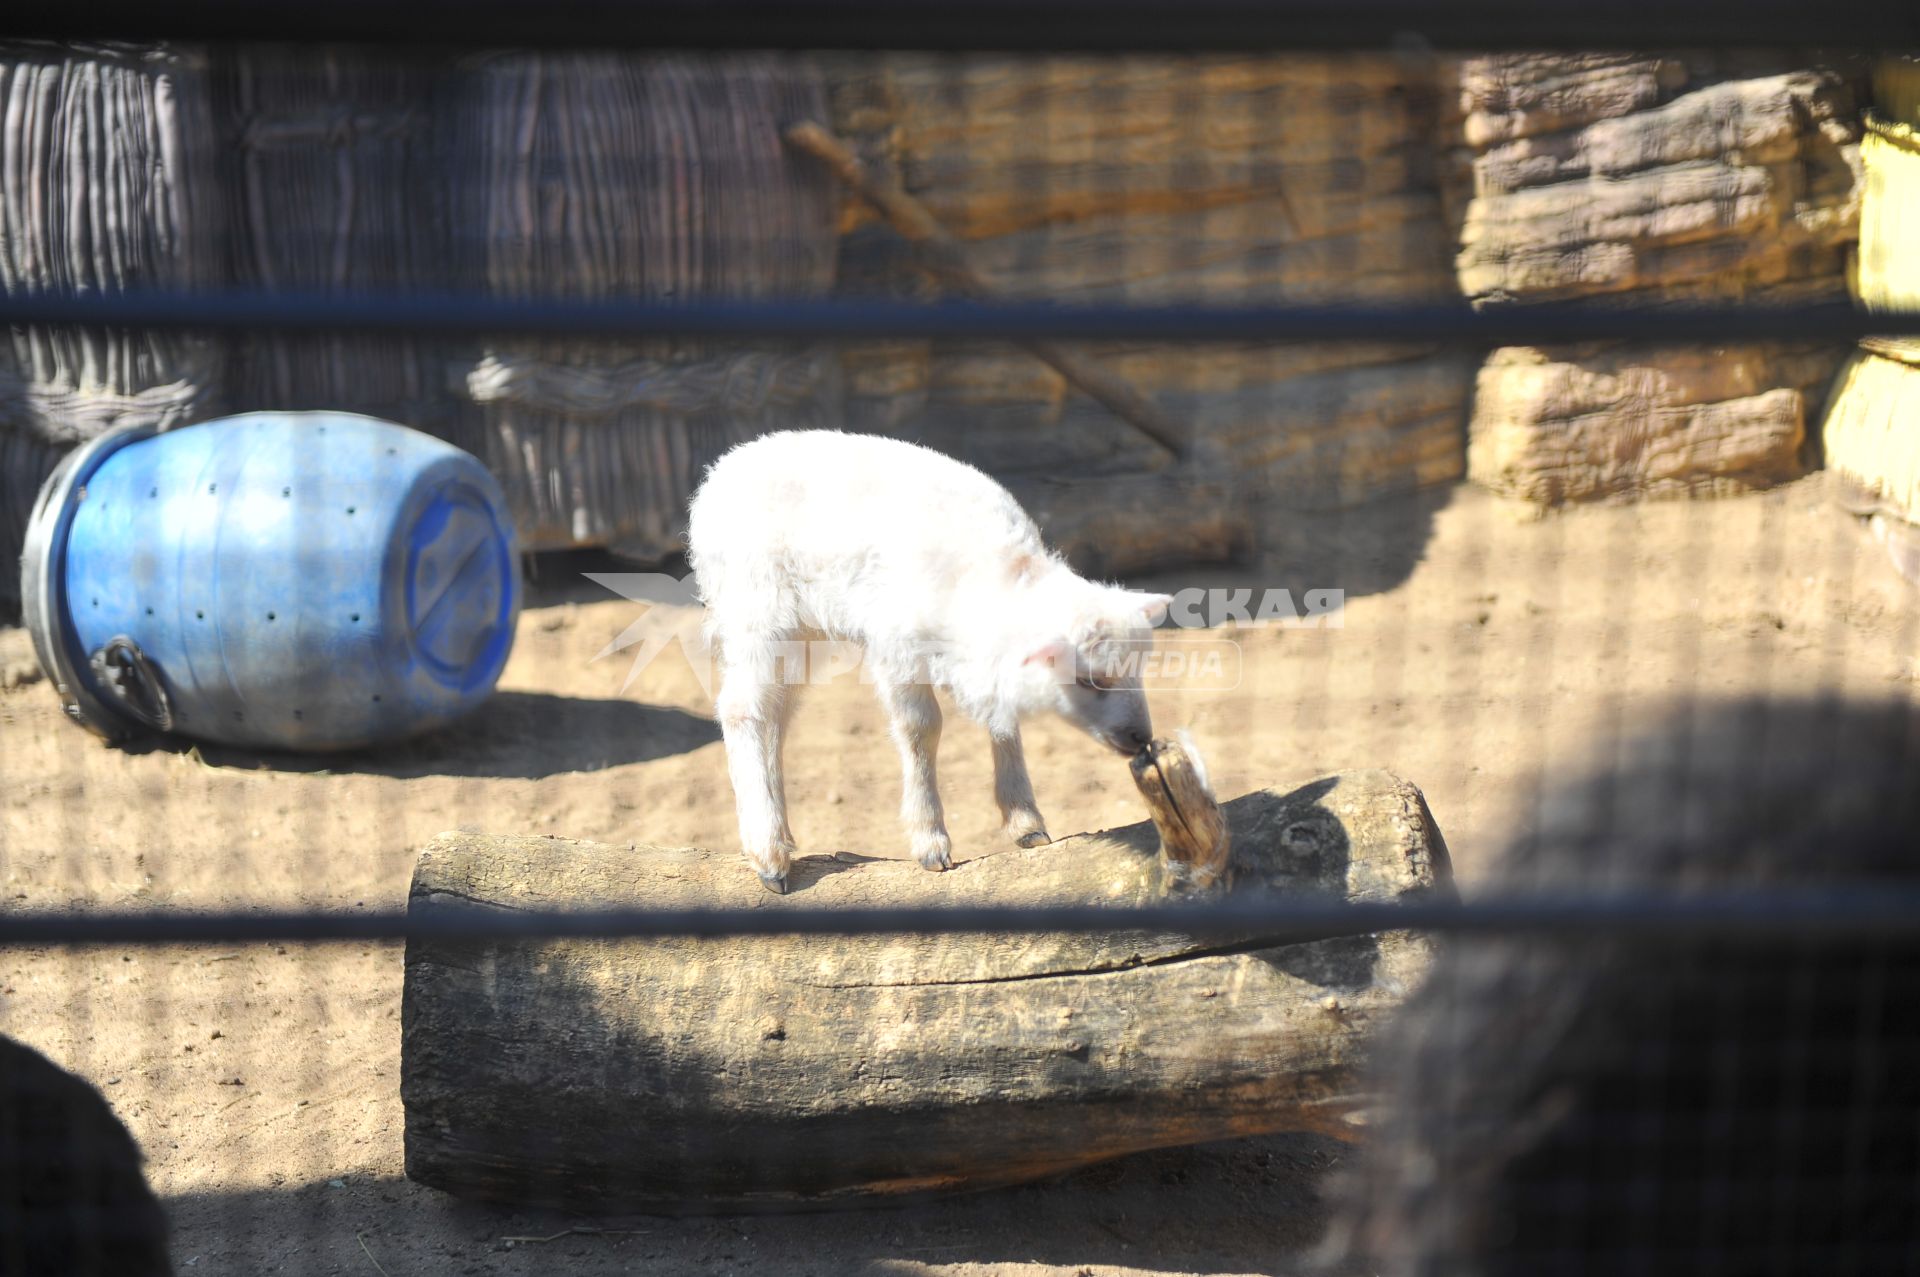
left=4, top=473, right=1919, bottom=1276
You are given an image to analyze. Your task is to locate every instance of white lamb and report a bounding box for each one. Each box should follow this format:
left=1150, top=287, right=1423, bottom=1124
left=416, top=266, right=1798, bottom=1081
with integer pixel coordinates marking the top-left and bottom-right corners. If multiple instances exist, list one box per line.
left=687, top=430, right=1172, bottom=893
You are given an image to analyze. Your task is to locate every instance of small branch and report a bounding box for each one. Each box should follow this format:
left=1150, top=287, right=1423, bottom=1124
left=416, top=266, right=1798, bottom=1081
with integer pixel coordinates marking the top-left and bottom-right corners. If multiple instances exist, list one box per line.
left=355, top=1232, right=392, bottom=1277
left=783, top=120, right=1191, bottom=463
left=1130, top=736, right=1233, bottom=892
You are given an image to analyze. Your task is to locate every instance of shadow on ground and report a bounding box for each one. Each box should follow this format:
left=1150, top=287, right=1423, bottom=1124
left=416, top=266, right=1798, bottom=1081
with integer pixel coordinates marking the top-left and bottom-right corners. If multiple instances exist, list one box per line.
left=165, top=1131, right=1352, bottom=1277
left=1129, top=487, right=1456, bottom=606
left=520, top=547, right=692, bottom=610
left=126, top=691, right=720, bottom=780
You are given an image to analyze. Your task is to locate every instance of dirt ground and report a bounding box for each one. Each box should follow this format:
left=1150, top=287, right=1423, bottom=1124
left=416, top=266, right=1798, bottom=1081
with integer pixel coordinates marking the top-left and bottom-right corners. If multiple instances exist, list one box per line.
left=3, top=473, right=1918, bottom=1276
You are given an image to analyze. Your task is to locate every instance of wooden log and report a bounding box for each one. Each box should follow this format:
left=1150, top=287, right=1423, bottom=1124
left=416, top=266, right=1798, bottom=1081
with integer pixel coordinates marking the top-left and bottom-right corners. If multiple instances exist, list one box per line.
left=401, top=769, right=1452, bottom=1213
left=1130, top=735, right=1233, bottom=893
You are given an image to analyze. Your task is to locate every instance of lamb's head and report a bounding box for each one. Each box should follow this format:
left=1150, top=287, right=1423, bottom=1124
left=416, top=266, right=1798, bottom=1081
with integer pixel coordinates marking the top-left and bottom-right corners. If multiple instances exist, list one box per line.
left=1017, top=586, right=1173, bottom=756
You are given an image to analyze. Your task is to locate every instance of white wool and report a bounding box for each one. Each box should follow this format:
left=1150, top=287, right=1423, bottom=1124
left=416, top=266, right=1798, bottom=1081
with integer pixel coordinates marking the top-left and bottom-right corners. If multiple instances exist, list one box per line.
left=687, top=429, right=1171, bottom=888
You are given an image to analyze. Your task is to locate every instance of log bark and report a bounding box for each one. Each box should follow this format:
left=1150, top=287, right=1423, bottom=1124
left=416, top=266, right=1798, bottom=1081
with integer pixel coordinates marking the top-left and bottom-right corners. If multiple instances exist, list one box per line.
left=401, top=769, right=1452, bottom=1212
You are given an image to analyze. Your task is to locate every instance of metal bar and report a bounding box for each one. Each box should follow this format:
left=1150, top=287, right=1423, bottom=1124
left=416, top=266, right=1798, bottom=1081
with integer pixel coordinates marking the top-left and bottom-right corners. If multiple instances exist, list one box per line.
left=4, top=290, right=1919, bottom=345
left=4, top=0, right=1916, bottom=52
left=8, top=890, right=1920, bottom=947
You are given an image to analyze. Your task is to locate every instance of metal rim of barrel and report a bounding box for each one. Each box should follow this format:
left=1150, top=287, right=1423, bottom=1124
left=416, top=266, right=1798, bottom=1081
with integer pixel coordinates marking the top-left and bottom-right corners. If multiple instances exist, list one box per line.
left=17, top=422, right=162, bottom=744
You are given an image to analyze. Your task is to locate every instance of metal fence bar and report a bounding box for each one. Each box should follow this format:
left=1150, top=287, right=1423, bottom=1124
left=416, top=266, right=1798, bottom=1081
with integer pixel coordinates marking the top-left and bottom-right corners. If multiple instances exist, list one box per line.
left=5, top=0, right=1918, bottom=51
left=4, top=291, right=1919, bottom=345
left=8, top=889, right=1920, bottom=947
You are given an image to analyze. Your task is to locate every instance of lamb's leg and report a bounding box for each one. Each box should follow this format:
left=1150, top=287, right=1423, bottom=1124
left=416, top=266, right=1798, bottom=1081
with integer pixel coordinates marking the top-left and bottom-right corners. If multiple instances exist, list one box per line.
left=879, top=679, right=953, bottom=872
left=715, top=643, right=798, bottom=894
left=992, top=727, right=1051, bottom=848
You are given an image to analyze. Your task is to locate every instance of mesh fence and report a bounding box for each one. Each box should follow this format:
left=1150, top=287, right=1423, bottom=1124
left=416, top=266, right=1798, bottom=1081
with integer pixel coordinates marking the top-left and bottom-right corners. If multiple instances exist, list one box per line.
left=2, top=28, right=1919, bottom=1277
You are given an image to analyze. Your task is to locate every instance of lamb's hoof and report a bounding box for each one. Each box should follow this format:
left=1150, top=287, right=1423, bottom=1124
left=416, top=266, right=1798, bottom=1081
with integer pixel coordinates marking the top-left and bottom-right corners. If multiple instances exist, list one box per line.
left=913, top=835, right=954, bottom=873
left=1015, top=830, right=1052, bottom=849
left=759, top=871, right=789, bottom=895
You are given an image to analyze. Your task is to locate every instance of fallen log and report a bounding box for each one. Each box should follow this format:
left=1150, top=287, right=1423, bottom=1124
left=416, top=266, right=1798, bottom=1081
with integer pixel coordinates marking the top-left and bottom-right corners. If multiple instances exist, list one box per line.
left=401, top=769, right=1452, bottom=1212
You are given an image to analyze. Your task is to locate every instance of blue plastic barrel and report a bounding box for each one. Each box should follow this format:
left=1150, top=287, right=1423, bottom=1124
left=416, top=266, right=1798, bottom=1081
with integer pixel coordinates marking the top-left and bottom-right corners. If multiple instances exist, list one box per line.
left=21, top=412, right=520, bottom=751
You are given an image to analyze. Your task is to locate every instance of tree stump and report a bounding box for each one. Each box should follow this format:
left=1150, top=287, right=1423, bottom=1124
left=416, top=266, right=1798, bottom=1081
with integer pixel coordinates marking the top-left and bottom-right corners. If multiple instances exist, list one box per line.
left=401, top=769, right=1452, bottom=1212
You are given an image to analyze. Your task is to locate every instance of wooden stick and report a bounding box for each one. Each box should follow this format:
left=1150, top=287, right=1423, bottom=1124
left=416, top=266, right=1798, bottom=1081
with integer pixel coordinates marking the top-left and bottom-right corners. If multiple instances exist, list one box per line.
left=783, top=120, right=1191, bottom=462
left=1130, top=735, right=1234, bottom=892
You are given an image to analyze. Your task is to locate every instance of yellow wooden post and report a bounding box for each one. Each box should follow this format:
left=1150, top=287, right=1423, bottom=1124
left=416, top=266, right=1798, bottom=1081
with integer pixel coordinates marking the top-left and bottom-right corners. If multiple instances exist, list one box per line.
left=1818, top=56, right=1920, bottom=578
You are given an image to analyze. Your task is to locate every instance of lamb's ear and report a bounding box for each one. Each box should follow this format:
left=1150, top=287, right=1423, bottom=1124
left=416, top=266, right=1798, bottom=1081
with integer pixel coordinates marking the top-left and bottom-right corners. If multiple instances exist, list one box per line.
left=1022, top=638, right=1073, bottom=681
left=1118, top=591, right=1174, bottom=626
left=1007, top=552, right=1044, bottom=584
